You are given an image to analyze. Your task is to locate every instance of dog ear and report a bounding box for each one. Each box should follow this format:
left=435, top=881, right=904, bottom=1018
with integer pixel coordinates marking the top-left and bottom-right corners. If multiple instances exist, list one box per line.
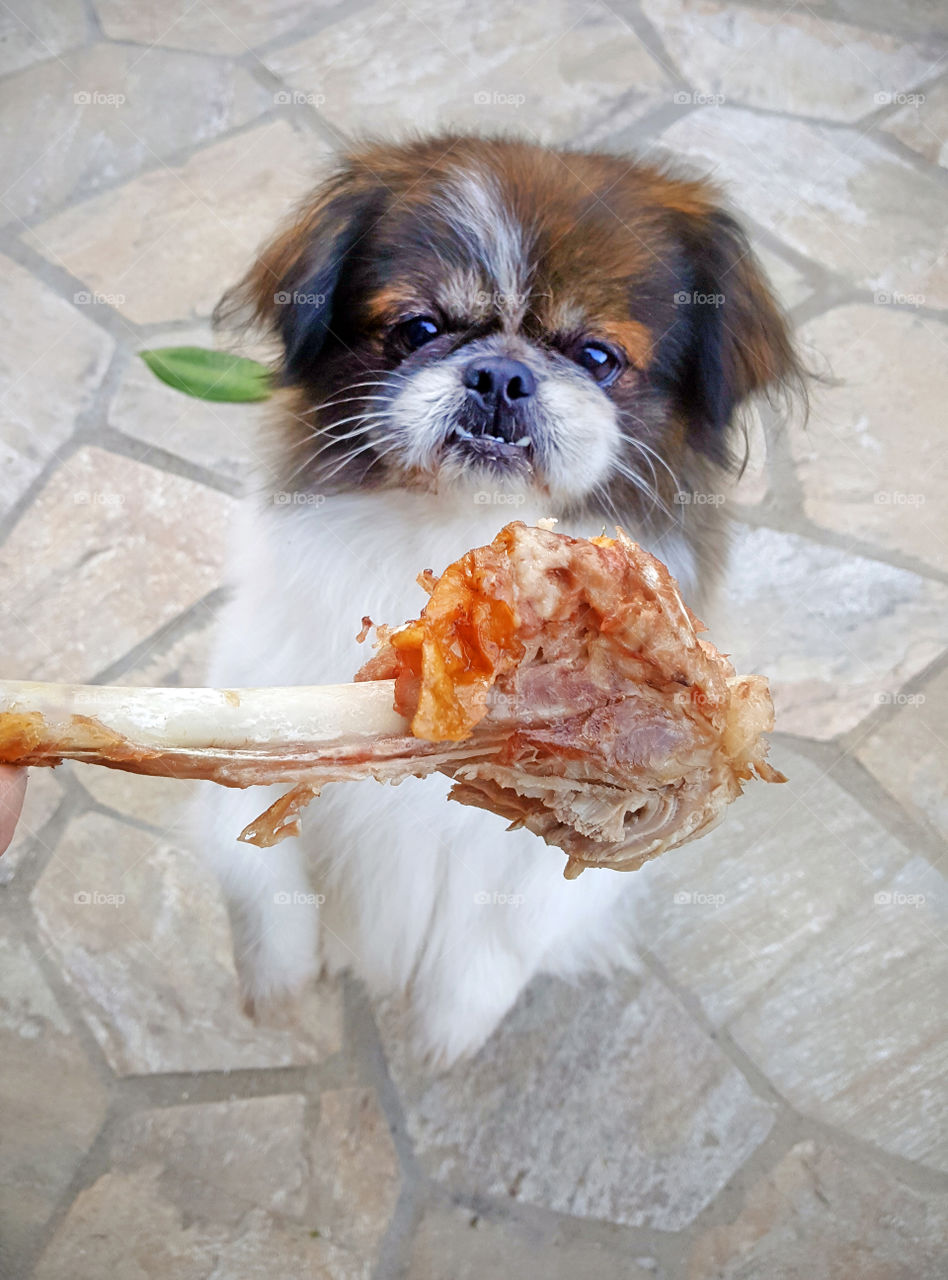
left=215, top=169, right=387, bottom=383
left=673, top=209, right=803, bottom=465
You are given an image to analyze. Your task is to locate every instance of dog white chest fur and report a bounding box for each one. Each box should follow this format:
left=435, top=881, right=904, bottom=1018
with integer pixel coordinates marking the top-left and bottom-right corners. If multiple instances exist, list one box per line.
left=195, top=486, right=696, bottom=1064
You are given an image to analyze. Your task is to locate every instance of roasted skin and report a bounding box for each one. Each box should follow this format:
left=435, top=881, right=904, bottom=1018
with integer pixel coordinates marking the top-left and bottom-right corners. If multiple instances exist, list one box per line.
left=356, top=521, right=783, bottom=877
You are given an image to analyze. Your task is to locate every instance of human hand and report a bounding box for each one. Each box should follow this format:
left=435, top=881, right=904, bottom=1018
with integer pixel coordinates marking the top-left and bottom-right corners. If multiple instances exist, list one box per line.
left=0, top=766, right=27, bottom=855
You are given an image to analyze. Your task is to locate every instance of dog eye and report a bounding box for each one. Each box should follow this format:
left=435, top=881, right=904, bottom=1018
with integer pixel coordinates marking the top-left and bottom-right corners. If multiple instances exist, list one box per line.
left=393, top=315, right=441, bottom=352
left=575, top=342, right=623, bottom=386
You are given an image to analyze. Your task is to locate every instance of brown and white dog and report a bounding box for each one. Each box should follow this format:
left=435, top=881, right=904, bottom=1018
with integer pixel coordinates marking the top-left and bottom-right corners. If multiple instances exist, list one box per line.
left=196, top=133, right=801, bottom=1064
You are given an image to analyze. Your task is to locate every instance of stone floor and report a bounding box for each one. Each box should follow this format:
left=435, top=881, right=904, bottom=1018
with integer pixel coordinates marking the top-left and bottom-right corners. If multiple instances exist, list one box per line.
left=1, top=1, right=947, bottom=1276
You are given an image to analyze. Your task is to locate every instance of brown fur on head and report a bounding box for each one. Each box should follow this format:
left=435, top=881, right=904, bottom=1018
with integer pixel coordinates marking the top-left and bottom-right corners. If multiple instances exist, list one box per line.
left=218, top=133, right=803, bottom=583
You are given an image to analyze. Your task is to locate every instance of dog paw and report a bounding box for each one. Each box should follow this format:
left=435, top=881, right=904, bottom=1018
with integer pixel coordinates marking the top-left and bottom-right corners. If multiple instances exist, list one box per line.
left=240, top=982, right=308, bottom=1030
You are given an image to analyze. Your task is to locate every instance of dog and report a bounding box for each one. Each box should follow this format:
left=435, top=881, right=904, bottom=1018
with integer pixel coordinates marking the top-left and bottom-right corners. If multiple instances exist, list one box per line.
left=196, top=133, right=801, bottom=1065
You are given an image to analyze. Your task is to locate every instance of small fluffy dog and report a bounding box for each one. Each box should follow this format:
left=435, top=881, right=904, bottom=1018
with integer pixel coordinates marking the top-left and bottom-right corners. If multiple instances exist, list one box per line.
left=197, top=133, right=801, bottom=1064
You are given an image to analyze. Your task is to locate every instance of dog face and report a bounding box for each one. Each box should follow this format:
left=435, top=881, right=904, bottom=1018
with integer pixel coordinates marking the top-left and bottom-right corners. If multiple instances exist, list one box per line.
left=221, top=135, right=801, bottom=522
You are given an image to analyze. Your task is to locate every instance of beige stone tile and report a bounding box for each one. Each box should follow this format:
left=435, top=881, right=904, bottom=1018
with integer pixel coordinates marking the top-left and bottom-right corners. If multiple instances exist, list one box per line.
left=882, top=78, right=948, bottom=169
left=855, top=665, right=948, bottom=841
left=409, top=1202, right=658, bottom=1279
left=0, top=937, right=108, bottom=1267
left=687, top=1139, right=948, bottom=1280
left=263, top=0, right=670, bottom=145
left=378, top=972, right=774, bottom=1230
left=0, top=43, right=270, bottom=228
left=706, top=524, right=948, bottom=739
left=798, top=0, right=948, bottom=40
left=0, top=257, right=114, bottom=512
left=119, top=612, right=219, bottom=688
left=659, top=108, right=948, bottom=307
left=753, top=245, right=812, bottom=312
left=26, top=122, right=330, bottom=325
left=69, top=762, right=199, bottom=830
left=0, top=0, right=88, bottom=77
left=110, top=327, right=267, bottom=483
left=632, top=745, right=912, bottom=1026
left=643, top=0, right=945, bottom=123
left=0, top=765, right=63, bottom=886
left=32, top=1096, right=366, bottom=1280
left=31, top=809, right=343, bottom=1073
left=310, top=1088, right=401, bottom=1258
left=92, top=0, right=339, bottom=56
left=0, top=446, right=234, bottom=682
left=731, top=856, right=948, bottom=1171
left=793, top=305, right=948, bottom=572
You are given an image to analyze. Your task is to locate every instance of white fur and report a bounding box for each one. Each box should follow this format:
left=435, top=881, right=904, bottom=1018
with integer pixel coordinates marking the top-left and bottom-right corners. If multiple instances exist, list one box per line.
left=193, top=484, right=697, bottom=1064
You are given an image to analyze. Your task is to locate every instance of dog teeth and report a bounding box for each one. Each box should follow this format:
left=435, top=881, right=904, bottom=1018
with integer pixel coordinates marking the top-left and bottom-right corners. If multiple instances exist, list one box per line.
left=514, top=436, right=532, bottom=448
left=454, top=427, right=473, bottom=440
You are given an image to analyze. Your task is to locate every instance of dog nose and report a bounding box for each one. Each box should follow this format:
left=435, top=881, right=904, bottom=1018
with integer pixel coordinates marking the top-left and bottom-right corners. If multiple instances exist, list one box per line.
left=462, top=356, right=536, bottom=407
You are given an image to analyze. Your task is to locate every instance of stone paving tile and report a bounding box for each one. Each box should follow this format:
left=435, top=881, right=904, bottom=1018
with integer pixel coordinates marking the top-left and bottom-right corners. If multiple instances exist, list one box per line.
left=110, top=326, right=267, bottom=483
left=751, top=245, right=812, bottom=312
left=0, top=256, right=114, bottom=513
left=31, top=809, right=343, bottom=1073
left=378, top=972, right=774, bottom=1230
left=0, top=43, right=270, bottom=228
left=731, top=855, right=948, bottom=1172
left=408, top=1202, right=659, bottom=1279
left=92, top=0, right=341, bottom=56
left=0, top=0, right=88, bottom=77
left=793, top=305, right=948, bottom=573
left=687, top=1139, right=948, bottom=1280
left=263, top=0, right=671, bottom=145
left=0, top=447, right=234, bottom=683
left=630, top=745, right=912, bottom=1027
left=309, top=1088, right=402, bottom=1260
left=70, top=762, right=199, bottom=831
left=796, top=0, right=948, bottom=41
left=117, top=611, right=219, bottom=689
left=25, top=121, right=330, bottom=325
left=707, top=524, right=948, bottom=740
left=659, top=108, right=948, bottom=308
left=855, top=664, right=948, bottom=842
left=882, top=77, right=948, bottom=169
left=643, top=0, right=946, bottom=123
left=0, top=936, right=108, bottom=1270
left=33, top=1092, right=396, bottom=1280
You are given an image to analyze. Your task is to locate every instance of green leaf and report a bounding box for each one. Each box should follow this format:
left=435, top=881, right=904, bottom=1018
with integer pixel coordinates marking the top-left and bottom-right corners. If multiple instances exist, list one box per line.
left=139, top=346, right=274, bottom=403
